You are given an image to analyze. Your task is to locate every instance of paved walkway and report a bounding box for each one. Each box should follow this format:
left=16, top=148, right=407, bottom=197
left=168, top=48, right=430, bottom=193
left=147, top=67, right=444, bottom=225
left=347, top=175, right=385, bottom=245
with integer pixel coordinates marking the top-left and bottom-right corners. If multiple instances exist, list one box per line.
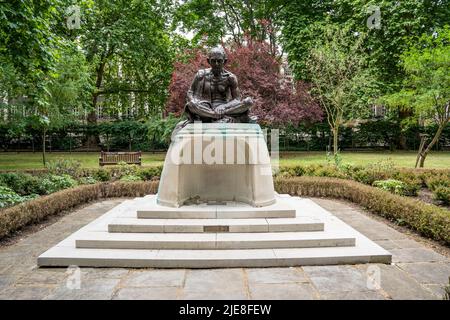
left=0, top=198, right=449, bottom=300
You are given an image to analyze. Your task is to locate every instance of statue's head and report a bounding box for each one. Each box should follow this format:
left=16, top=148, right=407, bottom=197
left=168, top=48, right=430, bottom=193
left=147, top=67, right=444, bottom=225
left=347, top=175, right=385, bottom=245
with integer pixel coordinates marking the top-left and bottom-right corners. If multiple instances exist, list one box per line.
left=207, top=46, right=227, bottom=74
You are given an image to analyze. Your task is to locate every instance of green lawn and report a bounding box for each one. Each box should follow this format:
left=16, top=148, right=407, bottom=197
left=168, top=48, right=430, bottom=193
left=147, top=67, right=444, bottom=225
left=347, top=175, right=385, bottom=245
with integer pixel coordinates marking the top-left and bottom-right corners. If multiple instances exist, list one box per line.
left=0, top=151, right=449, bottom=170
left=0, top=152, right=166, bottom=170
left=278, top=151, right=450, bottom=168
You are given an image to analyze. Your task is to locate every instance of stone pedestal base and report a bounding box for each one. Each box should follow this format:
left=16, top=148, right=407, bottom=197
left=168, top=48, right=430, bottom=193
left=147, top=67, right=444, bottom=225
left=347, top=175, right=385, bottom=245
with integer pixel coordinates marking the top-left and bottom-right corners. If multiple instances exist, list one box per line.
left=157, top=123, right=276, bottom=207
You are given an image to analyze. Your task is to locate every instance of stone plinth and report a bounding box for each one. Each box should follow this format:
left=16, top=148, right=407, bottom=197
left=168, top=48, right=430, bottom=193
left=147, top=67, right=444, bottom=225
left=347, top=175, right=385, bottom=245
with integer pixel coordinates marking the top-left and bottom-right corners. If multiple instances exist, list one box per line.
left=157, top=123, right=276, bottom=208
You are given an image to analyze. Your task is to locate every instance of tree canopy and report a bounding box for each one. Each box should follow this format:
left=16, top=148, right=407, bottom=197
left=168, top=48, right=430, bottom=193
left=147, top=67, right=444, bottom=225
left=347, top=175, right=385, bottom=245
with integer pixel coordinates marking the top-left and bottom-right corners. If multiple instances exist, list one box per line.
left=0, top=0, right=448, bottom=163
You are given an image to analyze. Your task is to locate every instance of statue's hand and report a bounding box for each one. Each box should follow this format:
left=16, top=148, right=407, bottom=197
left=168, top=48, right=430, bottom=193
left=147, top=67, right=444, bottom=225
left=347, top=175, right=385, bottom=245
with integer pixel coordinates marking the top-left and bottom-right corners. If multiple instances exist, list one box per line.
left=215, top=105, right=226, bottom=116
left=243, top=97, right=253, bottom=106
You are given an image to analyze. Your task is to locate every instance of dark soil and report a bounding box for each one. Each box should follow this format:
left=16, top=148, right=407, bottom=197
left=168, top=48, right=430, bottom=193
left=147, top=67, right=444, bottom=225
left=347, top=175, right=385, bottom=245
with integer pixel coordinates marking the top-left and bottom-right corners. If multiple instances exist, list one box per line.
left=417, top=187, right=450, bottom=211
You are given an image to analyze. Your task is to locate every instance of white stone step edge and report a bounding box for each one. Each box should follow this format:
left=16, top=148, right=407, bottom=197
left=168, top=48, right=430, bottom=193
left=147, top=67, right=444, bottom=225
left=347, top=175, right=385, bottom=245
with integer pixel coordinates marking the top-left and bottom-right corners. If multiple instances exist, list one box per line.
left=74, top=231, right=356, bottom=250
left=136, top=210, right=296, bottom=219
left=107, top=217, right=324, bottom=233
left=37, top=246, right=391, bottom=268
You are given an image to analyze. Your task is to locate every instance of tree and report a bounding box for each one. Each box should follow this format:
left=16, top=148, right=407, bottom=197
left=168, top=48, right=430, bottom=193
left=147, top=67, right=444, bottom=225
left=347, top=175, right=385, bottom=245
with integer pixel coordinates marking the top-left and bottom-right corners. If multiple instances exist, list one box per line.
left=0, top=0, right=65, bottom=84
left=68, top=0, right=175, bottom=147
left=165, top=41, right=322, bottom=126
left=28, top=115, right=50, bottom=165
left=382, top=27, right=450, bottom=168
left=280, top=0, right=449, bottom=87
left=173, top=0, right=284, bottom=56
left=305, top=25, right=379, bottom=154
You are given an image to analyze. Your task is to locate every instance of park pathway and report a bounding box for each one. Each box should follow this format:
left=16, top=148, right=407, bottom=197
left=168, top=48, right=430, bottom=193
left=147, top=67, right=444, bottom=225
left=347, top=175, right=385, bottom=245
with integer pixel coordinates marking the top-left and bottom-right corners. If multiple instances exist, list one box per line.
left=0, top=197, right=449, bottom=300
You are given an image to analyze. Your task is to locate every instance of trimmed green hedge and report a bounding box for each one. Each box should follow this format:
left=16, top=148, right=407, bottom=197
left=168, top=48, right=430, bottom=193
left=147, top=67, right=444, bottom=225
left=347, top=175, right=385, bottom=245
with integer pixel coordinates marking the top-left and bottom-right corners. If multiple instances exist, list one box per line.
left=0, top=181, right=159, bottom=239
left=275, top=176, right=450, bottom=246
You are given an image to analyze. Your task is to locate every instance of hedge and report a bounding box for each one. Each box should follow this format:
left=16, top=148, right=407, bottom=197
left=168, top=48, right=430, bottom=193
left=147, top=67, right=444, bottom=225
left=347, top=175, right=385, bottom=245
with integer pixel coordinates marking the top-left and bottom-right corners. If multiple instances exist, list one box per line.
left=275, top=177, right=450, bottom=246
left=0, top=181, right=158, bottom=239
left=1, top=176, right=449, bottom=246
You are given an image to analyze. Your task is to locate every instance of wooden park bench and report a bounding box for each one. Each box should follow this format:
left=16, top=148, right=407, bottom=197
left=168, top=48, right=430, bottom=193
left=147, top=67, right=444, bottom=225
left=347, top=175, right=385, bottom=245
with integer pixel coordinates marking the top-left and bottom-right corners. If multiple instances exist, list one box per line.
left=99, top=151, right=142, bottom=166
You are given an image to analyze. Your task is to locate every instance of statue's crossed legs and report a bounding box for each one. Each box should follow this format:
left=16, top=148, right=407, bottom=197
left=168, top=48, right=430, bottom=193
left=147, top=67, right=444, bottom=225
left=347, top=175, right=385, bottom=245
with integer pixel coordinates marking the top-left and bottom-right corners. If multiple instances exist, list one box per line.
left=186, top=97, right=254, bottom=123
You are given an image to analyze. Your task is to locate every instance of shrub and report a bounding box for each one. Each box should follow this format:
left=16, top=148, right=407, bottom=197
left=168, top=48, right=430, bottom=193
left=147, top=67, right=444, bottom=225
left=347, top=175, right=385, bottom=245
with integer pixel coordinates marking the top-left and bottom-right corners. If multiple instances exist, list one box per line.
left=0, top=172, right=43, bottom=196
left=433, top=186, right=450, bottom=205
left=92, top=168, right=111, bottom=182
left=0, top=186, right=38, bottom=208
left=389, top=171, right=422, bottom=196
left=350, top=160, right=395, bottom=185
left=39, top=174, right=78, bottom=194
left=0, top=186, right=26, bottom=208
left=117, top=162, right=138, bottom=177
left=137, top=166, right=163, bottom=180
left=373, top=179, right=408, bottom=195
left=79, top=176, right=98, bottom=185
left=120, top=175, right=143, bottom=182
left=425, top=175, right=450, bottom=191
left=0, top=181, right=159, bottom=239
left=275, top=176, right=450, bottom=245
left=278, top=164, right=346, bottom=179
left=46, top=159, right=82, bottom=177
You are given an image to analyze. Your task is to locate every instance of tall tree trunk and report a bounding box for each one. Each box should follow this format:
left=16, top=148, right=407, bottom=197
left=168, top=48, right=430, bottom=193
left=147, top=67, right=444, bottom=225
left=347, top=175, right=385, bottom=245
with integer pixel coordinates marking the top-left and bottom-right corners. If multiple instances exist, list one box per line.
left=397, top=108, right=412, bottom=150
left=332, top=125, right=339, bottom=155
left=86, top=62, right=106, bottom=149
left=42, top=129, right=46, bottom=167
left=417, top=121, right=447, bottom=168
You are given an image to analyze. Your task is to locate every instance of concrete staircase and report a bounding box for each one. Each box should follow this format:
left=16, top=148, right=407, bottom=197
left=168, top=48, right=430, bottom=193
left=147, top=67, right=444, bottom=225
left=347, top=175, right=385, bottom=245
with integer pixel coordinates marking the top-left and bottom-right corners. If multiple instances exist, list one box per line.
left=37, top=194, right=392, bottom=268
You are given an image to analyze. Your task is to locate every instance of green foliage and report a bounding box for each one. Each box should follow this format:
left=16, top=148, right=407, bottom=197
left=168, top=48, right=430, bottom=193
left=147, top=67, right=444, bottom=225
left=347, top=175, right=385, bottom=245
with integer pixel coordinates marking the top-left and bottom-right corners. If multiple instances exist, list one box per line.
left=120, top=175, right=143, bottom=182
left=78, top=0, right=175, bottom=119
left=78, top=176, right=98, bottom=185
left=0, top=186, right=27, bottom=208
left=46, top=158, right=82, bottom=177
left=98, top=120, right=149, bottom=151
left=173, top=0, right=282, bottom=50
left=425, top=175, right=450, bottom=191
left=0, top=181, right=159, bottom=239
left=0, top=172, right=43, bottom=196
left=276, top=176, right=450, bottom=245
left=305, top=24, right=380, bottom=153
left=280, top=0, right=449, bottom=86
left=381, top=26, right=450, bottom=167
left=350, top=160, right=396, bottom=185
left=326, top=150, right=343, bottom=168
left=0, top=0, right=64, bottom=82
left=92, top=169, right=112, bottom=182
left=433, top=187, right=450, bottom=205
left=382, top=26, right=450, bottom=121
left=137, top=166, right=163, bottom=181
left=373, top=179, right=408, bottom=196
left=276, top=159, right=427, bottom=197
left=39, top=174, right=78, bottom=195
left=117, top=162, right=139, bottom=177
left=146, top=114, right=182, bottom=149
left=0, top=185, right=38, bottom=209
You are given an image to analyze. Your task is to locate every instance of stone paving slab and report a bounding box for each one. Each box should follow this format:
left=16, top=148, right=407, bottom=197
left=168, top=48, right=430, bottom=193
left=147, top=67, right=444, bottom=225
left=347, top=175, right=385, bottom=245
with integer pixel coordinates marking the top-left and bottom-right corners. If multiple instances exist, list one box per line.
left=0, top=197, right=448, bottom=300
left=249, top=283, right=317, bottom=300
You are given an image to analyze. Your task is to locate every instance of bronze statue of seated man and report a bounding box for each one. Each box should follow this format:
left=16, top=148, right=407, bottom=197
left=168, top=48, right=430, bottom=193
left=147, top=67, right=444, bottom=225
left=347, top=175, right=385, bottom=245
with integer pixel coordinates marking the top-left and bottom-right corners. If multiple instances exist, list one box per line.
left=183, top=46, right=257, bottom=124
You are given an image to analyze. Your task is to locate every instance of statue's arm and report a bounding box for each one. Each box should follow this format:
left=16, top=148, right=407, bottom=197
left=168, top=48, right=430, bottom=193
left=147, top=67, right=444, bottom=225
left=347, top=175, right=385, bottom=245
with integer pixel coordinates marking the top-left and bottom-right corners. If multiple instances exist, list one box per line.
left=186, top=72, right=200, bottom=103
left=229, top=74, right=241, bottom=101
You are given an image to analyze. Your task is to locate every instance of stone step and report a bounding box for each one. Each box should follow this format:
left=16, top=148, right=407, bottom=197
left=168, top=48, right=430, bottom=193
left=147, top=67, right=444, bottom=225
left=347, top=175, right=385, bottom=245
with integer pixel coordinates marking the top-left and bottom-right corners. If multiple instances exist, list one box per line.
left=75, top=231, right=355, bottom=250
left=38, top=242, right=391, bottom=268
left=136, top=202, right=296, bottom=219
left=37, top=195, right=393, bottom=268
left=108, top=217, right=324, bottom=233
